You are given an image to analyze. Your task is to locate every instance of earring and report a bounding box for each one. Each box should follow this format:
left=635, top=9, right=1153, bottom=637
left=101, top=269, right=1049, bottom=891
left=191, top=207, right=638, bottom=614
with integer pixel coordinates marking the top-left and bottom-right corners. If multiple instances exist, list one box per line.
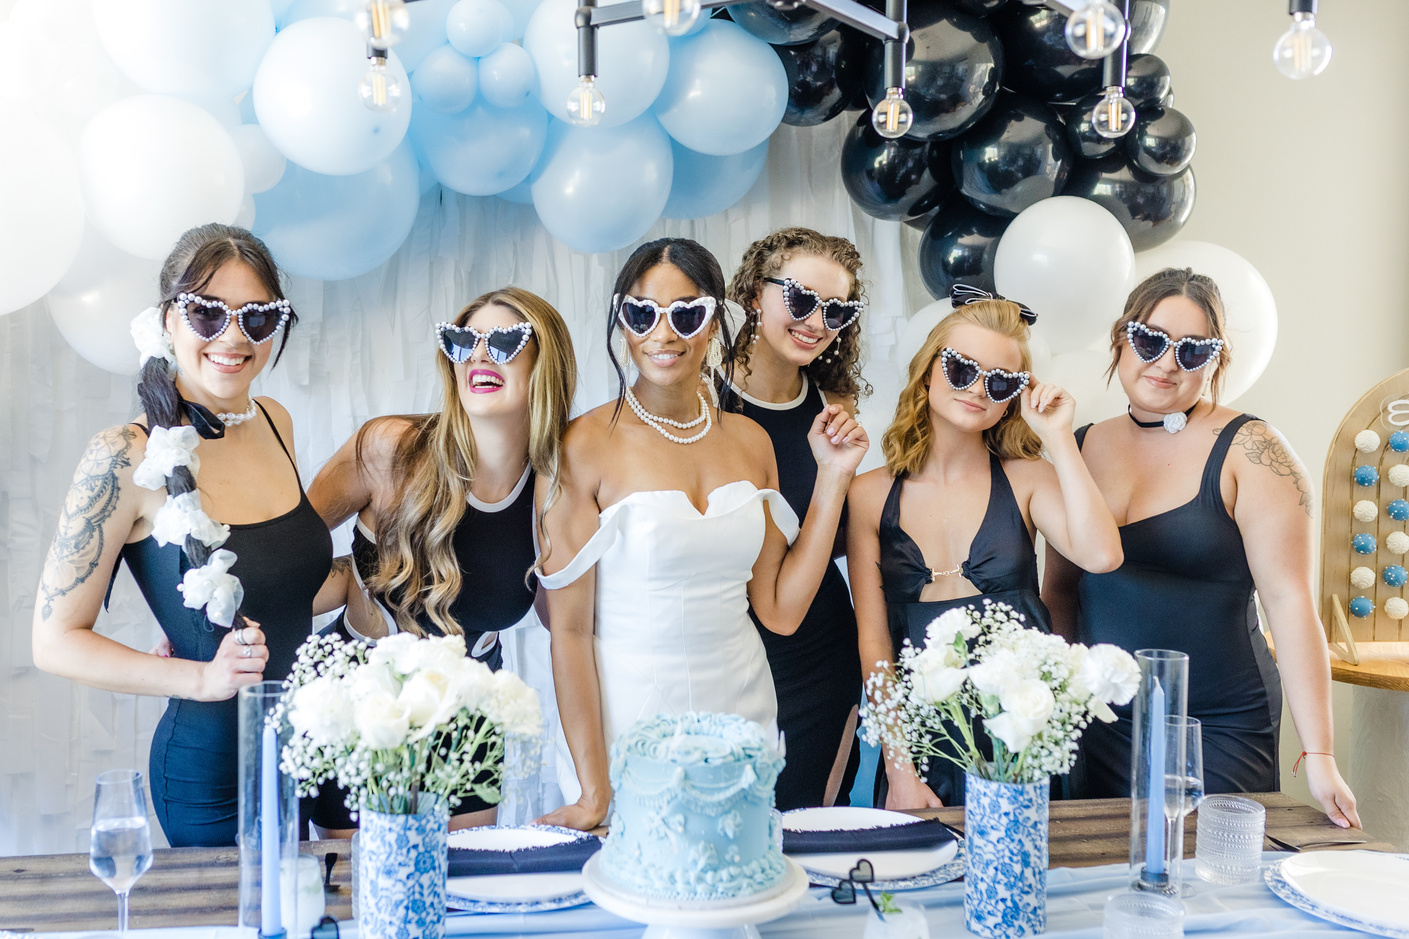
left=616, top=330, right=636, bottom=381
left=703, top=334, right=724, bottom=406
left=750, top=310, right=761, bottom=344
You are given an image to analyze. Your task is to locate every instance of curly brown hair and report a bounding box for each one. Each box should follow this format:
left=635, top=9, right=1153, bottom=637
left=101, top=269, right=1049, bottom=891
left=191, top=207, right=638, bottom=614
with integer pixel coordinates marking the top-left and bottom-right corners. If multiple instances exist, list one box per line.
left=726, top=227, right=872, bottom=402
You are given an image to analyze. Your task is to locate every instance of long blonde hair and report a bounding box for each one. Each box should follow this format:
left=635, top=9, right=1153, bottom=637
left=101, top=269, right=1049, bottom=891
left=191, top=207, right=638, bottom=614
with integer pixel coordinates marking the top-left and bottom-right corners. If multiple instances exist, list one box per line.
left=360, top=287, right=576, bottom=635
left=882, top=299, right=1042, bottom=477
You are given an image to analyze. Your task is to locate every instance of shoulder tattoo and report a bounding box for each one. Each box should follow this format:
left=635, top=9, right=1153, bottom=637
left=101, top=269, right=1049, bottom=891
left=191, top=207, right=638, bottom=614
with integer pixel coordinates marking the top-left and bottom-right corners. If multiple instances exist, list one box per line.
left=39, top=428, right=136, bottom=619
left=1233, top=421, right=1313, bottom=516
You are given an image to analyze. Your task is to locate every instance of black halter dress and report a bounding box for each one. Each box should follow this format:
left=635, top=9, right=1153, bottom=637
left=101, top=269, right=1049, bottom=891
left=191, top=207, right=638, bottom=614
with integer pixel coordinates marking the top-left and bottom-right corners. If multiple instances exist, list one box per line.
left=1070, top=415, right=1281, bottom=797
left=124, top=404, right=333, bottom=847
left=720, top=378, right=862, bottom=809
left=877, top=454, right=1051, bottom=805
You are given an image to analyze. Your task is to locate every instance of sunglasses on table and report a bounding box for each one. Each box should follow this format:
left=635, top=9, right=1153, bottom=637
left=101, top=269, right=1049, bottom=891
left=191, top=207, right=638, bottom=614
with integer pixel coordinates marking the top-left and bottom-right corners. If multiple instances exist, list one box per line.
left=435, top=321, right=534, bottom=364
left=1125, top=321, right=1224, bottom=372
left=175, top=293, right=291, bottom=344
left=614, top=294, right=717, bottom=339
left=939, top=348, right=1030, bottom=404
left=764, top=276, right=864, bottom=332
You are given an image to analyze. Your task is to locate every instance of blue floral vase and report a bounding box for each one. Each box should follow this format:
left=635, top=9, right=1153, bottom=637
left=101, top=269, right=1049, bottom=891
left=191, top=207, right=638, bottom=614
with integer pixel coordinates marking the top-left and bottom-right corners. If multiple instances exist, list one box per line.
left=964, top=771, right=1049, bottom=939
left=357, top=795, right=449, bottom=939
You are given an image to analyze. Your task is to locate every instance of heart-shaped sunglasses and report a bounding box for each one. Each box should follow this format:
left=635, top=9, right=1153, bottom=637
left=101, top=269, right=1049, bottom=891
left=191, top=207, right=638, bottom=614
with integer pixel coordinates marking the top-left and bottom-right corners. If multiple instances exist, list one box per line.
left=435, top=321, right=534, bottom=364
left=1125, top=321, right=1224, bottom=372
left=175, top=293, right=291, bottom=344
left=765, top=276, right=864, bottom=332
left=939, top=348, right=1030, bottom=404
left=614, top=294, right=717, bottom=340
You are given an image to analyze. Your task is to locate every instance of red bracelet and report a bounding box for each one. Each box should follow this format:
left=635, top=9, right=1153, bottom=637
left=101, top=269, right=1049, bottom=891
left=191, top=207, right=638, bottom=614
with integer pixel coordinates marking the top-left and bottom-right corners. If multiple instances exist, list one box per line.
left=1292, top=750, right=1333, bottom=777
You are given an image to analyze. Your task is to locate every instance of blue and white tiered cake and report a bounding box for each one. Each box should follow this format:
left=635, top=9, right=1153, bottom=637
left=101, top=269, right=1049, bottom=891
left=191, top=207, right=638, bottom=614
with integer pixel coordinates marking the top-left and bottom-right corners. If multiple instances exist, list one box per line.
left=598, top=712, right=788, bottom=901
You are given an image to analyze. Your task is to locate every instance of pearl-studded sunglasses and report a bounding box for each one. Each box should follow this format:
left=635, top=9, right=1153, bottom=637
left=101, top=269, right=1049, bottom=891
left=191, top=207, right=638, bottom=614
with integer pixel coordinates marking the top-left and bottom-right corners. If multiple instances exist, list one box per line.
left=436, top=321, right=534, bottom=364
left=176, top=293, right=291, bottom=344
left=764, top=276, right=864, bottom=332
left=614, top=294, right=717, bottom=340
left=1126, top=321, right=1224, bottom=372
left=939, top=348, right=1030, bottom=404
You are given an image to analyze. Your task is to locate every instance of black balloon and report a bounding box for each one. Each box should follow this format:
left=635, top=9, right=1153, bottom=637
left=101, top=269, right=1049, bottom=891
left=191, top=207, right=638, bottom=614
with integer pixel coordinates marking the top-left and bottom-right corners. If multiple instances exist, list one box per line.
left=1064, top=90, right=1122, bottom=159
left=730, top=1, right=836, bottom=45
left=1063, top=155, right=1195, bottom=251
left=864, top=3, right=1003, bottom=141
left=1128, top=0, right=1171, bottom=54
left=951, top=0, right=1010, bottom=15
left=953, top=93, right=1071, bottom=217
left=993, top=4, right=1102, bottom=103
left=841, top=112, right=954, bottom=222
left=1125, top=54, right=1172, bottom=108
left=918, top=199, right=1010, bottom=299
left=1124, top=105, right=1195, bottom=177
left=777, top=26, right=868, bottom=126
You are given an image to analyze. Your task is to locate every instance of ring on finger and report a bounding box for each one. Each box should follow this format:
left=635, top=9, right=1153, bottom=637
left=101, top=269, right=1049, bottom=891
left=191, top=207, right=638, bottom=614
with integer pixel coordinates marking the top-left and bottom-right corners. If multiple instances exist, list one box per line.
left=233, top=626, right=248, bottom=646
left=243, top=646, right=252, bottom=659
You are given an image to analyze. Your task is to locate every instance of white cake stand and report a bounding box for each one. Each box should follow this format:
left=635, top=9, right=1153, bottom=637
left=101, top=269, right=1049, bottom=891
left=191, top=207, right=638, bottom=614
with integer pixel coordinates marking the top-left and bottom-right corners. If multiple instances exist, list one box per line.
left=581, top=855, right=811, bottom=939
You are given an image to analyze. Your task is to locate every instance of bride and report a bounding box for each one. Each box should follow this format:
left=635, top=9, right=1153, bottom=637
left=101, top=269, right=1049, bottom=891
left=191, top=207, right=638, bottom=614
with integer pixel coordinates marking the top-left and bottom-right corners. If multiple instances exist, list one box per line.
left=536, top=238, right=868, bottom=830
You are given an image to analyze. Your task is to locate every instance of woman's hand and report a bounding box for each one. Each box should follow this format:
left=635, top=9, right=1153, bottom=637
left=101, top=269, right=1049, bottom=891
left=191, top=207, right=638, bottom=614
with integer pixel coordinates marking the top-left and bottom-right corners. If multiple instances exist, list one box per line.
left=1303, top=754, right=1361, bottom=829
left=1019, top=381, right=1076, bottom=444
left=535, top=795, right=610, bottom=832
left=885, top=765, right=943, bottom=810
left=198, top=621, right=268, bottom=701
left=808, top=404, right=869, bottom=476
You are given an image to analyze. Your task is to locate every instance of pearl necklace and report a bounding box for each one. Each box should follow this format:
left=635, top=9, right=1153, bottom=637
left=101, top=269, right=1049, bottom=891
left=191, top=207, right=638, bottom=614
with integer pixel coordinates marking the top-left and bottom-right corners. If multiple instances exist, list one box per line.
left=217, top=399, right=258, bottom=427
left=625, top=388, right=712, bottom=444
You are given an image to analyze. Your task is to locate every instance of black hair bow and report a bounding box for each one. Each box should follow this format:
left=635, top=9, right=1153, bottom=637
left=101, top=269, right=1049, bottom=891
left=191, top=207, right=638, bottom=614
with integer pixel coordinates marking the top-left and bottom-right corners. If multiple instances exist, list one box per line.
left=949, top=283, right=1037, bottom=325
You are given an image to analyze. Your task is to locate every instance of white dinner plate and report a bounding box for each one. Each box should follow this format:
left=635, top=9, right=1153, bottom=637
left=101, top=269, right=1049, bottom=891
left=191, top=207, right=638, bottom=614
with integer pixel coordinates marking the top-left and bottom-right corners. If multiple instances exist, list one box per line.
left=781, top=807, right=959, bottom=881
left=1278, top=851, right=1409, bottom=930
left=445, top=825, right=590, bottom=903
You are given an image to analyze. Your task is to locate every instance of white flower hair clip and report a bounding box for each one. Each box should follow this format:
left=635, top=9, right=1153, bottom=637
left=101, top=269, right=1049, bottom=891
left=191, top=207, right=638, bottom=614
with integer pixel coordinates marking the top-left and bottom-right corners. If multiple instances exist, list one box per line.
left=131, top=306, right=176, bottom=367
left=132, top=425, right=202, bottom=491
left=178, top=548, right=244, bottom=627
left=151, top=491, right=231, bottom=550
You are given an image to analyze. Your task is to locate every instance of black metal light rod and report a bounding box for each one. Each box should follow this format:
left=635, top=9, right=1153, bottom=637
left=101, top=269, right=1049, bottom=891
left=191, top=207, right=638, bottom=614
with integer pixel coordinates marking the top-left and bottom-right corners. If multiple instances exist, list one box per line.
left=1101, top=0, right=1131, bottom=88
left=577, top=0, right=598, bottom=77
left=1289, top=0, right=1317, bottom=13
left=882, top=0, right=907, bottom=89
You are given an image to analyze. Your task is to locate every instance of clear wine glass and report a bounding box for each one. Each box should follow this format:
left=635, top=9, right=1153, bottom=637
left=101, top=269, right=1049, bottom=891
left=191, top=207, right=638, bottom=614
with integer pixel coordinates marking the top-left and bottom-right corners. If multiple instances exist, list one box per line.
left=1165, top=716, right=1203, bottom=895
left=89, top=770, right=154, bottom=936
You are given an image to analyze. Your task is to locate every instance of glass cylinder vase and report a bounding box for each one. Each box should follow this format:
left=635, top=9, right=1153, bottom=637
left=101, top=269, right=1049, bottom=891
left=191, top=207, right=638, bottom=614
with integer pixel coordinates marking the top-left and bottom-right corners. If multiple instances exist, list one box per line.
left=964, top=771, right=1049, bottom=939
left=1129, top=650, right=1189, bottom=896
left=238, top=682, right=300, bottom=939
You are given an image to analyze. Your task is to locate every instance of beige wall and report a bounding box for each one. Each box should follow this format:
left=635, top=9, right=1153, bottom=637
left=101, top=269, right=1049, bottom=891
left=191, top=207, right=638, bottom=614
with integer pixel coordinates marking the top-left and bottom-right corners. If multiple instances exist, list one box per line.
left=1157, top=2, right=1409, bottom=820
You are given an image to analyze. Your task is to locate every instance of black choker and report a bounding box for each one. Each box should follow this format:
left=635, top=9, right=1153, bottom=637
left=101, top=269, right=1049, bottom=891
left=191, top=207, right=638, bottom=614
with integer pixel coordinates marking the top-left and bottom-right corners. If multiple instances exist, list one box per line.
left=1129, top=404, right=1196, bottom=434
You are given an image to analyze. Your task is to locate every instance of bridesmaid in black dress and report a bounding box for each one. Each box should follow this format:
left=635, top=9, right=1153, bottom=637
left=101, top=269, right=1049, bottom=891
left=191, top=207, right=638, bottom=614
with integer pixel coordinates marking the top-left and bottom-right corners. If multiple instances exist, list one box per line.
left=848, top=289, right=1123, bottom=808
left=31, top=224, right=342, bottom=846
left=1042, top=267, right=1359, bottom=827
left=722, top=228, right=869, bottom=809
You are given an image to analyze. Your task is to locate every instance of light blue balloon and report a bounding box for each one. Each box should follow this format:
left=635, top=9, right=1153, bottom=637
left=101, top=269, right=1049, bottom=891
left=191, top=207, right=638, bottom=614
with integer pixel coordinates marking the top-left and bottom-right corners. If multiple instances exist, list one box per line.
left=497, top=177, right=534, bottom=204
left=662, top=139, right=768, bottom=220
left=397, top=0, right=458, bottom=71
left=279, top=0, right=357, bottom=29
left=500, top=0, right=543, bottom=40
left=531, top=115, right=672, bottom=254
left=479, top=42, right=535, bottom=108
left=447, top=0, right=512, bottom=57
left=654, top=19, right=787, bottom=156
left=412, top=45, right=478, bottom=113
left=411, top=98, right=548, bottom=195
left=252, top=142, right=421, bottom=281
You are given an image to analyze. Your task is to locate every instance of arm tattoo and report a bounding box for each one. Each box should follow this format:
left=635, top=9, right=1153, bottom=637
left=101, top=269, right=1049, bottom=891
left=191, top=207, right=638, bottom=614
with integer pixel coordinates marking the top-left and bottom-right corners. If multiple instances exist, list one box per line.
left=39, top=428, right=136, bottom=619
left=1234, top=421, right=1313, bottom=516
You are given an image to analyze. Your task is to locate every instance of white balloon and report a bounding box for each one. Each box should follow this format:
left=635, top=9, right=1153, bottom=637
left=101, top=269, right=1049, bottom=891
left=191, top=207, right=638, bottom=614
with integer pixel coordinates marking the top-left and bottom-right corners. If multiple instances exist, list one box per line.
left=46, top=226, right=162, bottom=375
left=253, top=17, right=412, bottom=176
left=1134, top=240, right=1278, bottom=404
left=235, top=193, right=257, bottom=229
left=1042, top=348, right=1128, bottom=428
left=93, top=0, right=275, bottom=99
left=231, top=124, right=287, bottom=194
left=79, top=95, right=245, bottom=260
left=897, top=300, right=953, bottom=376
left=994, top=196, right=1135, bottom=355
left=0, top=107, right=85, bottom=315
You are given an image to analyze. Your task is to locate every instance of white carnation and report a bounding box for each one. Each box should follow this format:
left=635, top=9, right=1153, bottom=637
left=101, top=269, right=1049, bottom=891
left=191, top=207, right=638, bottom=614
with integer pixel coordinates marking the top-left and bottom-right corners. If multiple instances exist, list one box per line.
left=967, top=647, right=1027, bottom=696
left=289, top=675, right=355, bottom=746
left=152, top=491, right=230, bottom=549
left=1078, top=644, right=1140, bottom=705
left=132, top=425, right=201, bottom=490
left=925, top=608, right=980, bottom=648
left=369, top=633, right=467, bottom=677
left=354, top=690, right=411, bottom=750
left=480, top=670, right=542, bottom=738
left=131, top=306, right=175, bottom=367
left=177, top=548, right=243, bottom=627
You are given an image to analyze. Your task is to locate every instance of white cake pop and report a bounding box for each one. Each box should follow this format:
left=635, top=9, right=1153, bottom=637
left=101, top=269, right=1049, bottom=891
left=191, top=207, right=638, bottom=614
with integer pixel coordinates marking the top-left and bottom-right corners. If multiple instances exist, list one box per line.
left=1387, top=597, right=1409, bottom=620
left=1351, top=566, right=1376, bottom=590
left=1390, top=464, right=1409, bottom=488
left=1356, top=430, right=1382, bottom=453
left=1354, top=500, right=1379, bottom=522
left=1388, top=531, right=1409, bottom=556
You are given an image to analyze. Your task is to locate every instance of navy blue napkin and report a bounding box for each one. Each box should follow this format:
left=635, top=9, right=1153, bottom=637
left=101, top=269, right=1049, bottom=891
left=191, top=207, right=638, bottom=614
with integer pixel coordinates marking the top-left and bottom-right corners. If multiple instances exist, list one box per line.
left=448, top=836, right=602, bottom=877
left=782, top=817, right=955, bottom=855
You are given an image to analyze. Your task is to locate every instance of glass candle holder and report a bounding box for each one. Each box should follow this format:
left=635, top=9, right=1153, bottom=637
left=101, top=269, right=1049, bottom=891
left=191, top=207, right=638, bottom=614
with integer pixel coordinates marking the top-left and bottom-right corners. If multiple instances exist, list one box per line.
left=238, top=681, right=300, bottom=938
left=1129, top=650, right=1189, bottom=896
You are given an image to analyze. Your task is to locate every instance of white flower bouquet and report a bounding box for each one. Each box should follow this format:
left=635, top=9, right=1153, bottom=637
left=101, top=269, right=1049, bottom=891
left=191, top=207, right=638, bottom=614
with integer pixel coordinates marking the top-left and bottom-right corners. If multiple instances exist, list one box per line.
left=861, top=601, right=1139, bottom=784
left=280, top=632, right=542, bottom=816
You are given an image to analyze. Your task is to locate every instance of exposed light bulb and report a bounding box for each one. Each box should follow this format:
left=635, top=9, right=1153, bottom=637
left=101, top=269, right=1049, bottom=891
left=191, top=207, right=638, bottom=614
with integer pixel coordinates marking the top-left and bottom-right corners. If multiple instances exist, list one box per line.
left=1091, top=86, right=1135, bottom=139
left=566, top=76, right=606, bottom=126
left=1064, top=1, right=1127, bottom=60
left=356, top=0, right=410, bottom=51
left=1273, top=12, right=1332, bottom=79
left=871, top=88, right=913, bottom=139
left=359, top=59, right=403, bottom=112
left=642, top=0, right=702, bottom=36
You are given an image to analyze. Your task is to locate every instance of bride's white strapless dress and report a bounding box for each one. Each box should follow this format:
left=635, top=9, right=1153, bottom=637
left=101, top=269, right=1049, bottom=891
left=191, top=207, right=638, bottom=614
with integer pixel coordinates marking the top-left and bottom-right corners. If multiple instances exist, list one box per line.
left=538, top=480, right=800, bottom=803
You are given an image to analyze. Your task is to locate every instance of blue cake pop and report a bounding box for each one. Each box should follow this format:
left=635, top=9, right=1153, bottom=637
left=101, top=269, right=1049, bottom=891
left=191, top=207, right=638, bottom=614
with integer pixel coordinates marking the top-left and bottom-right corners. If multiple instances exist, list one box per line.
left=1355, top=465, right=1380, bottom=486
left=1385, top=565, right=1408, bottom=587
left=1349, top=596, right=1374, bottom=618
left=1390, top=499, right=1409, bottom=521
left=1392, top=431, right=1409, bottom=453
left=1353, top=533, right=1377, bottom=555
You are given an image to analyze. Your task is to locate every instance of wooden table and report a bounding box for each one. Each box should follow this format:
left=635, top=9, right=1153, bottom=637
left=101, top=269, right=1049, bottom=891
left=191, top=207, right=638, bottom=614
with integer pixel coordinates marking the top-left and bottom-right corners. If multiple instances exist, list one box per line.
left=0, top=794, right=1389, bottom=933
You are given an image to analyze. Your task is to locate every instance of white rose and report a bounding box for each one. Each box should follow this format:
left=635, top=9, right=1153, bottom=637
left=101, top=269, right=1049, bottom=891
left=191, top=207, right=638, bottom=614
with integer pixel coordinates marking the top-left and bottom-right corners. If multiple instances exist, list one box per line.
left=366, top=633, right=419, bottom=670
left=354, top=690, right=411, bottom=750
left=1078, top=644, right=1140, bottom=705
left=925, top=608, right=979, bottom=649
left=348, top=661, right=400, bottom=701
left=1090, top=699, right=1118, bottom=723
left=132, top=425, right=201, bottom=490
left=371, top=633, right=467, bottom=677
left=912, top=656, right=967, bottom=706
left=984, top=711, right=1035, bottom=754
left=998, top=678, right=1056, bottom=734
left=449, top=657, right=494, bottom=711
left=290, top=675, right=355, bottom=746
left=397, top=669, right=460, bottom=739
